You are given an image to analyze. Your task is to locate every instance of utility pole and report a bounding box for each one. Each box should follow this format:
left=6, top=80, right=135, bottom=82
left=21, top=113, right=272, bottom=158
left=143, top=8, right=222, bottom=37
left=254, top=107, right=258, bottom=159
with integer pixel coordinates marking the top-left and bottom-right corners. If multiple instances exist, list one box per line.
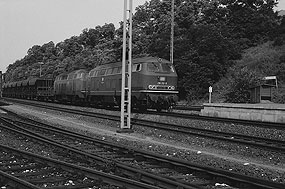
left=170, top=0, right=174, bottom=64
left=118, top=0, right=133, bottom=133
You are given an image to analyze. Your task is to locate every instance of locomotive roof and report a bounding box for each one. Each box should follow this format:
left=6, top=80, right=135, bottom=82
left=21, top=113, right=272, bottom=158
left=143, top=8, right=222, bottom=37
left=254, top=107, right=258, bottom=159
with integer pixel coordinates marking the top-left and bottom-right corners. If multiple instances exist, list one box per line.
left=56, top=72, right=68, bottom=77
left=133, top=56, right=171, bottom=64
left=56, top=69, right=87, bottom=77
left=90, top=56, right=171, bottom=71
left=29, top=77, right=53, bottom=85
left=68, top=69, right=88, bottom=74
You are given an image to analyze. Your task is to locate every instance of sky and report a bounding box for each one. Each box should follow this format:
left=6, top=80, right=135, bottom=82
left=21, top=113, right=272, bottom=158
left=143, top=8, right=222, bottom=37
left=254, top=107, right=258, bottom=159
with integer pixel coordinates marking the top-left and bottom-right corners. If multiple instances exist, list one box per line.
left=0, top=0, right=285, bottom=73
left=0, top=0, right=148, bottom=73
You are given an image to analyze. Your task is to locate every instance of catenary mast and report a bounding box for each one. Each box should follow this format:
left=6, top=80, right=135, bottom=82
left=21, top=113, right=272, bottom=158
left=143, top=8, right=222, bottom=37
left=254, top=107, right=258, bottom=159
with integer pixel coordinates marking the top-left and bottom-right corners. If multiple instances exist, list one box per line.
left=118, top=0, right=133, bottom=133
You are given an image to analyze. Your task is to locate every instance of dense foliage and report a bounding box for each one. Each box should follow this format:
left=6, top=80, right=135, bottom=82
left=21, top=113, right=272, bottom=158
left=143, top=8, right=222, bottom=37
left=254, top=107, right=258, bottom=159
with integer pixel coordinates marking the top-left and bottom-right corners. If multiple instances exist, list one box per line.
left=4, top=0, right=285, bottom=103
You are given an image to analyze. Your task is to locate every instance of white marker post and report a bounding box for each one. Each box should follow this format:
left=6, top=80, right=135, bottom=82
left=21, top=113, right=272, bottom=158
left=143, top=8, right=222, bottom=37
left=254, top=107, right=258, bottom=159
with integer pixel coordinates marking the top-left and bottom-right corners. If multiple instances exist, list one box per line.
left=209, top=86, right=212, bottom=103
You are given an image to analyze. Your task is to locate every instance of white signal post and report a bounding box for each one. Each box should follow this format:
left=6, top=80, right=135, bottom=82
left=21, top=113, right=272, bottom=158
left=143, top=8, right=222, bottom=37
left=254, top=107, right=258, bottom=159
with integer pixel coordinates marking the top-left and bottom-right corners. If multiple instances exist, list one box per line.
left=209, top=86, right=212, bottom=103
left=118, top=0, right=133, bottom=133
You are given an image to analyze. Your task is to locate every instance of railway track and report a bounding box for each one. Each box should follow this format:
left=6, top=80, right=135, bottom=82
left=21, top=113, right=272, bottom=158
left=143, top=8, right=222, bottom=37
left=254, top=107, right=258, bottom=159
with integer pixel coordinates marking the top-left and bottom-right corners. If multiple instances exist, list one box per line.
left=132, top=118, right=285, bottom=152
left=0, top=144, right=158, bottom=189
left=0, top=115, right=204, bottom=189
left=4, top=98, right=285, bottom=131
left=3, top=98, right=285, bottom=152
left=0, top=112, right=284, bottom=189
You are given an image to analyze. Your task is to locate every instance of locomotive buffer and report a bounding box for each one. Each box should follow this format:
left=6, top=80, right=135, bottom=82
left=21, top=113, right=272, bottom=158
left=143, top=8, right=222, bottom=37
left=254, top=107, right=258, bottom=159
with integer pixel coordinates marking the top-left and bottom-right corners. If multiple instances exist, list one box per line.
left=117, top=0, right=134, bottom=133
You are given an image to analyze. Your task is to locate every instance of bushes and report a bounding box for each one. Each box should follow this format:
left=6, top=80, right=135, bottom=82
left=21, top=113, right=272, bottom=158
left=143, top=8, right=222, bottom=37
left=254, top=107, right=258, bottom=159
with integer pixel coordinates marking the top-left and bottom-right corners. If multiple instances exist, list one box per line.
left=223, top=68, right=261, bottom=103
left=272, top=86, right=285, bottom=103
left=213, top=42, right=285, bottom=104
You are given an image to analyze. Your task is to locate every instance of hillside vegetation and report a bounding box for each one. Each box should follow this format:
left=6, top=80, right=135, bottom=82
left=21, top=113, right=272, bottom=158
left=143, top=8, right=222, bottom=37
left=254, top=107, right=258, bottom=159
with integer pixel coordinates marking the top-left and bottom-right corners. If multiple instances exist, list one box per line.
left=212, top=42, right=285, bottom=103
left=3, top=0, right=285, bottom=104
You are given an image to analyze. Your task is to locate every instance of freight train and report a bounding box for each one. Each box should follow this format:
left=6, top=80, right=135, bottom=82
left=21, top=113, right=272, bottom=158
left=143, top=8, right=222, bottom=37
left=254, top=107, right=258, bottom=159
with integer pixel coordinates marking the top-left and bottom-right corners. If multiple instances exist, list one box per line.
left=2, top=57, right=179, bottom=111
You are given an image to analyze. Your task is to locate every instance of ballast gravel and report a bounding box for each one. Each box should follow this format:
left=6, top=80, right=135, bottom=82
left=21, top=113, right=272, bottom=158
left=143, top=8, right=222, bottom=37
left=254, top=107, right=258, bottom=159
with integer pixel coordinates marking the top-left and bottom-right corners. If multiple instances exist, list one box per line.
left=0, top=101, right=284, bottom=186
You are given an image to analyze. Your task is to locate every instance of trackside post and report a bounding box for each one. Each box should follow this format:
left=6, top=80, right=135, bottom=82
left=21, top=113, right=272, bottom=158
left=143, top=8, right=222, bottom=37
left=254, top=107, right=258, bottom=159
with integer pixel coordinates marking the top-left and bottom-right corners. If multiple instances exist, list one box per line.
left=117, top=0, right=134, bottom=133
left=209, top=86, right=212, bottom=103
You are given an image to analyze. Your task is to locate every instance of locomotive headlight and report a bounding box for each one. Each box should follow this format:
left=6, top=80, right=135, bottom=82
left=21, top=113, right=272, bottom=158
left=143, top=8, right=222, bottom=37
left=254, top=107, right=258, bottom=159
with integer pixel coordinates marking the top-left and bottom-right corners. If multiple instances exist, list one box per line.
left=170, top=86, right=175, bottom=90
left=159, top=76, right=166, bottom=82
left=148, top=85, right=154, bottom=89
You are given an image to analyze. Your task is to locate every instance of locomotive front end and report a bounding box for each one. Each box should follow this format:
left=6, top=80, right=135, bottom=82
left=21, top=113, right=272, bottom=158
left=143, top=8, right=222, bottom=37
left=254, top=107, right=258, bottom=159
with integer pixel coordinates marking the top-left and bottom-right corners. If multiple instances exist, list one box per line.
left=147, top=75, right=178, bottom=111
left=132, top=57, right=178, bottom=111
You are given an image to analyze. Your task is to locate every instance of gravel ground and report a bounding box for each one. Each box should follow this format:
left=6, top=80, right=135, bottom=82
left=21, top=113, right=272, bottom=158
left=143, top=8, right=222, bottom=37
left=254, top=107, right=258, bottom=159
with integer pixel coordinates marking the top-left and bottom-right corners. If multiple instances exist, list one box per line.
left=0, top=102, right=284, bottom=186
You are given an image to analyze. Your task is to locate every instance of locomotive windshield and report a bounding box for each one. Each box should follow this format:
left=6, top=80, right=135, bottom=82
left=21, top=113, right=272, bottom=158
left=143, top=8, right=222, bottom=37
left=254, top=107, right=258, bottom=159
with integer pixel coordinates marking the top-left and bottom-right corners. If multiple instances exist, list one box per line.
left=147, top=62, right=174, bottom=73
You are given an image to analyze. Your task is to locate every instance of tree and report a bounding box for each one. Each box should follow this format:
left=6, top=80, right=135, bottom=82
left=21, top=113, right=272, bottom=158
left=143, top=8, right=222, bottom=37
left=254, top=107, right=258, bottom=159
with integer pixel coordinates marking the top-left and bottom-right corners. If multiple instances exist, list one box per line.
left=4, top=0, right=282, bottom=105
left=219, top=0, right=279, bottom=46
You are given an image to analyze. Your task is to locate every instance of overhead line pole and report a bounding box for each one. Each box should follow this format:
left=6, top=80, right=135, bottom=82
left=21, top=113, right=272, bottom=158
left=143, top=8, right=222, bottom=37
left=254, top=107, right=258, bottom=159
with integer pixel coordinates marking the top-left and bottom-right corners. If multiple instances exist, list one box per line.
left=118, top=0, right=133, bottom=133
left=127, top=0, right=133, bottom=129
left=170, top=0, right=174, bottom=64
left=119, top=0, right=127, bottom=131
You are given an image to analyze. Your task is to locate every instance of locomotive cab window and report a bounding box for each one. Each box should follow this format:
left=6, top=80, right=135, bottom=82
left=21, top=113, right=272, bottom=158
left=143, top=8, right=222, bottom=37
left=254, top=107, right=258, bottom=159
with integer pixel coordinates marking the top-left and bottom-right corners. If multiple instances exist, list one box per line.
left=68, top=74, right=75, bottom=80
left=107, top=68, right=113, bottom=75
left=93, top=70, right=98, bottom=77
left=112, top=67, right=118, bottom=74
left=99, top=69, right=106, bottom=76
left=147, top=62, right=174, bottom=73
left=132, top=64, right=141, bottom=72
left=89, top=71, right=94, bottom=77
left=117, top=67, right=122, bottom=74
left=76, top=73, right=82, bottom=78
left=61, top=75, right=68, bottom=80
left=162, top=64, right=175, bottom=72
left=80, top=73, right=86, bottom=78
left=147, top=62, right=160, bottom=72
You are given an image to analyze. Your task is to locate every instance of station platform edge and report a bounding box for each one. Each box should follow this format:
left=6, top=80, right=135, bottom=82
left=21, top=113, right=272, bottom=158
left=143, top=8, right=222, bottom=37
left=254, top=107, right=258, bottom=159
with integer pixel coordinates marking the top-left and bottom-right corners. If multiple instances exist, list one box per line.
left=200, top=103, right=285, bottom=123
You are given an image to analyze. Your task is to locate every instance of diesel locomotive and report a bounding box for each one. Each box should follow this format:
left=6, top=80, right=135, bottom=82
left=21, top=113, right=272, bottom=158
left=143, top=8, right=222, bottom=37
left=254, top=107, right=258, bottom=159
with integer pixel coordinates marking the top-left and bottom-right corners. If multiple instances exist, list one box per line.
left=3, top=57, right=179, bottom=111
